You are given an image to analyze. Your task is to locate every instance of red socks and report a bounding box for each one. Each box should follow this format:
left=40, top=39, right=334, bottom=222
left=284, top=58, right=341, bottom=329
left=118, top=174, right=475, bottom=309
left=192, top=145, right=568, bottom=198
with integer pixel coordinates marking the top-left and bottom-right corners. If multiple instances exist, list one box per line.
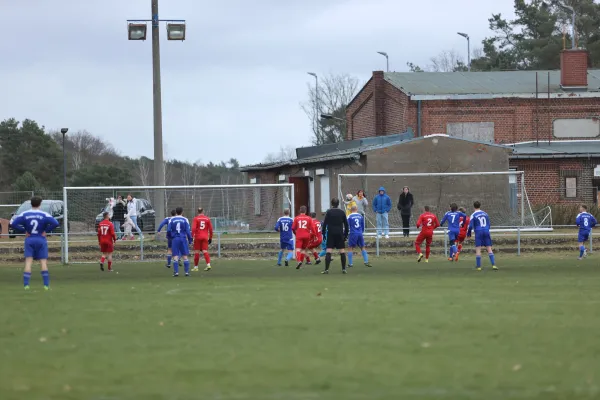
left=100, top=256, right=106, bottom=263
left=204, top=252, right=211, bottom=264
left=108, top=261, right=112, bottom=271
left=415, top=244, right=421, bottom=254
left=296, top=252, right=305, bottom=262
left=458, top=243, right=463, bottom=253
left=194, top=253, right=200, bottom=266
left=426, top=246, right=431, bottom=259
left=313, top=251, right=319, bottom=259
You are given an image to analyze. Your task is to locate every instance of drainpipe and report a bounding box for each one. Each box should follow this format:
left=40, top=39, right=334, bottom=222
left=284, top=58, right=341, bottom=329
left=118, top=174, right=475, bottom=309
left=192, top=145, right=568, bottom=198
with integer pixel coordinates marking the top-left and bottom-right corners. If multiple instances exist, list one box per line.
left=417, top=100, right=422, bottom=137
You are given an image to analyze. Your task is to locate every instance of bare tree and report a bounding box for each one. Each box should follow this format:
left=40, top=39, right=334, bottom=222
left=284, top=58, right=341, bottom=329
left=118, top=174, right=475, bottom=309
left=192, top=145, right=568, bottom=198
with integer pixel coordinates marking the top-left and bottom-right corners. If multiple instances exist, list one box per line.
left=428, top=49, right=468, bottom=72
left=263, top=145, right=296, bottom=163
left=50, top=129, right=118, bottom=169
left=301, top=73, right=360, bottom=145
left=136, top=157, right=152, bottom=199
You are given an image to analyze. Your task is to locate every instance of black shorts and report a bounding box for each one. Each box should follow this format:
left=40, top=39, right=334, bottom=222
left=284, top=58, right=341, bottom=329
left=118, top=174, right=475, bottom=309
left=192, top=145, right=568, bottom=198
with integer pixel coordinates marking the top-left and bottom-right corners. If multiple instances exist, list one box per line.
left=326, top=233, right=346, bottom=250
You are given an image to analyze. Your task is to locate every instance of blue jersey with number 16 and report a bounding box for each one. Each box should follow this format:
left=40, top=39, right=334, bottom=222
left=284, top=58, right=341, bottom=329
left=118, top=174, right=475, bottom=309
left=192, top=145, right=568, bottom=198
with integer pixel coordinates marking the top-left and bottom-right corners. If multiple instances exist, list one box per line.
left=275, top=216, right=293, bottom=243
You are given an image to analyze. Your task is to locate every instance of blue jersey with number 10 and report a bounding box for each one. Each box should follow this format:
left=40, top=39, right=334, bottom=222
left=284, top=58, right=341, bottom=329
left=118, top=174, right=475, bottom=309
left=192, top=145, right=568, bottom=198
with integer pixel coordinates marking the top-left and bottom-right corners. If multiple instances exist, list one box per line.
left=576, top=212, right=597, bottom=233
left=275, top=216, right=293, bottom=243
left=347, top=213, right=365, bottom=234
left=468, top=210, right=491, bottom=234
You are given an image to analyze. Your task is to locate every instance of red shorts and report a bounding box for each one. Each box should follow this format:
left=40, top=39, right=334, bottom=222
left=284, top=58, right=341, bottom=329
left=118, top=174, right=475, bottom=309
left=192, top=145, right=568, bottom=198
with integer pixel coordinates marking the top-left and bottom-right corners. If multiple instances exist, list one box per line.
left=415, top=232, right=433, bottom=246
left=309, top=239, right=322, bottom=249
left=457, top=233, right=467, bottom=243
left=193, top=238, right=209, bottom=251
left=99, top=242, right=114, bottom=253
left=295, top=237, right=311, bottom=250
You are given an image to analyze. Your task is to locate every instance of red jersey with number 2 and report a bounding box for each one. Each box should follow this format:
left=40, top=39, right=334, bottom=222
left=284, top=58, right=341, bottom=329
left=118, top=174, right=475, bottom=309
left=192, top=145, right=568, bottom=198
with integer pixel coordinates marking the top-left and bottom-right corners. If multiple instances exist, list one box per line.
left=416, top=212, right=440, bottom=235
left=459, top=215, right=470, bottom=237
left=311, top=219, right=323, bottom=242
left=292, top=214, right=313, bottom=239
left=97, top=220, right=116, bottom=244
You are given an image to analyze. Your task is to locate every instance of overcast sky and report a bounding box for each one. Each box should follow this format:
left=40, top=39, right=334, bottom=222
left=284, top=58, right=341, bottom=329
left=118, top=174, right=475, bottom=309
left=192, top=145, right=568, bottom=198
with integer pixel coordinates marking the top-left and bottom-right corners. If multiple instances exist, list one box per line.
left=0, top=0, right=515, bottom=166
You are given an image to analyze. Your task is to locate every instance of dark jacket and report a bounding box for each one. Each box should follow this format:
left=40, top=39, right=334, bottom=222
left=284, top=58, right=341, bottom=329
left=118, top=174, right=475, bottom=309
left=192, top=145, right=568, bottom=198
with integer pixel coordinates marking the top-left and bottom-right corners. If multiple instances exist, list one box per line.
left=397, top=192, right=414, bottom=216
left=112, top=201, right=127, bottom=224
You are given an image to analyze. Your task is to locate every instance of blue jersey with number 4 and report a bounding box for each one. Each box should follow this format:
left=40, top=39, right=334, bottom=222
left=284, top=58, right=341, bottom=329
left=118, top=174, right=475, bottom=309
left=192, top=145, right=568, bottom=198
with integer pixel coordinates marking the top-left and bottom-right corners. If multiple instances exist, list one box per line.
left=168, top=216, right=192, bottom=242
left=441, top=211, right=466, bottom=232
left=275, top=216, right=294, bottom=243
left=576, top=212, right=596, bottom=233
left=347, top=213, right=365, bottom=235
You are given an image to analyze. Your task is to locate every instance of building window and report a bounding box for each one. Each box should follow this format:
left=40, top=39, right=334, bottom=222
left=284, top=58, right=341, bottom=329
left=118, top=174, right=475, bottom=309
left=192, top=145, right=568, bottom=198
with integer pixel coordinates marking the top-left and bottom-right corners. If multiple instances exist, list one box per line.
left=565, top=177, right=577, bottom=198
left=252, top=177, right=261, bottom=215
left=320, top=176, right=330, bottom=212
left=553, top=118, right=600, bottom=138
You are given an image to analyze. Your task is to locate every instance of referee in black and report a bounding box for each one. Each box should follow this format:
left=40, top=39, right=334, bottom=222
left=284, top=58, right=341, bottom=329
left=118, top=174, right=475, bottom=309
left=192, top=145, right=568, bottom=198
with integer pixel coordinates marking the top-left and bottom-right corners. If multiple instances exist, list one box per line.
left=322, top=197, right=349, bottom=274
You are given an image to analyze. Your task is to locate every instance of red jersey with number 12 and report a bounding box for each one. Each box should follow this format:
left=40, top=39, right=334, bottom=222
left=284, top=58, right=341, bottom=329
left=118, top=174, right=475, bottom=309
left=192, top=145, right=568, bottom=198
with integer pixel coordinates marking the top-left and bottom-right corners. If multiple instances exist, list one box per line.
left=97, top=220, right=116, bottom=244
left=417, top=212, right=440, bottom=234
left=192, top=215, right=214, bottom=240
left=292, top=214, right=313, bottom=239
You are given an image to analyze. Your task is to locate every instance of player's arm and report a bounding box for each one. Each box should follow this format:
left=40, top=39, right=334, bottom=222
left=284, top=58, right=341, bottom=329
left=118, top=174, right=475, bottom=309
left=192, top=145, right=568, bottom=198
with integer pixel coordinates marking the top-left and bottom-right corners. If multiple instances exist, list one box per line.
left=440, top=213, right=447, bottom=226
left=322, top=212, right=329, bottom=234
left=46, top=216, right=60, bottom=232
left=416, top=215, right=422, bottom=228
left=110, top=223, right=117, bottom=242
left=592, top=215, right=598, bottom=228
left=467, top=217, right=474, bottom=237
left=10, top=215, right=25, bottom=232
left=291, top=217, right=297, bottom=234
left=186, top=221, right=193, bottom=243
left=274, top=219, right=280, bottom=232
left=191, top=217, right=198, bottom=237
left=208, top=219, right=214, bottom=242
left=576, top=214, right=581, bottom=227
left=157, top=218, right=168, bottom=232
left=343, top=213, right=349, bottom=238
left=434, top=216, right=441, bottom=229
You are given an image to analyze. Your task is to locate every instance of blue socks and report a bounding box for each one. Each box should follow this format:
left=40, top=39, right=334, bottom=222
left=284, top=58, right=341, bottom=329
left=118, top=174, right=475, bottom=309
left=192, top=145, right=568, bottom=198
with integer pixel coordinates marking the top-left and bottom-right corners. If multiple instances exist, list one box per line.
left=173, top=259, right=179, bottom=274
left=184, top=260, right=190, bottom=274
left=286, top=252, right=293, bottom=261
left=318, top=249, right=326, bottom=257
left=488, top=252, right=495, bottom=266
left=277, top=251, right=283, bottom=265
left=347, top=252, right=353, bottom=265
left=23, top=272, right=31, bottom=287
left=41, top=270, right=49, bottom=287
left=362, top=250, right=369, bottom=263
left=476, top=256, right=481, bottom=268
left=167, top=255, right=172, bottom=266
left=580, top=245, right=585, bottom=258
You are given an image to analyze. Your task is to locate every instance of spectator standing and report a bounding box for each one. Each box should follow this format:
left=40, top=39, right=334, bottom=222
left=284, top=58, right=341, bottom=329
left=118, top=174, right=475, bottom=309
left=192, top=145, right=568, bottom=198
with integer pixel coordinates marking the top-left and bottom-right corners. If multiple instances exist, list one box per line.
left=126, top=194, right=144, bottom=239
left=353, top=190, right=369, bottom=216
left=112, top=195, right=127, bottom=240
left=397, top=186, right=414, bottom=237
left=372, top=187, right=392, bottom=239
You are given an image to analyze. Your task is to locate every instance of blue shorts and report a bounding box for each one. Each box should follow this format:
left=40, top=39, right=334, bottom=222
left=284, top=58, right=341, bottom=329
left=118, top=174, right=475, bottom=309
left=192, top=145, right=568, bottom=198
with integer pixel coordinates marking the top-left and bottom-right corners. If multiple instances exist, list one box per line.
left=280, top=240, right=293, bottom=251
left=475, top=231, right=493, bottom=247
left=448, top=230, right=459, bottom=242
left=578, top=231, right=590, bottom=243
left=348, top=233, right=365, bottom=248
left=171, top=238, right=190, bottom=258
left=24, top=237, right=48, bottom=260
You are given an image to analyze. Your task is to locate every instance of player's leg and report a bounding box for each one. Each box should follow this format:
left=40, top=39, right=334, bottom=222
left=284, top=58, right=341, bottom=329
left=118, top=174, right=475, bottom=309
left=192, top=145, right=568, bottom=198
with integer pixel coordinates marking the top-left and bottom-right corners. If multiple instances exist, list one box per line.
left=577, top=231, right=588, bottom=259
left=40, top=258, right=50, bottom=289
left=36, top=240, right=50, bottom=289
left=415, top=233, right=424, bottom=262
left=277, top=242, right=284, bottom=266
left=172, top=241, right=180, bottom=276
left=322, top=247, right=333, bottom=274
left=486, top=233, right=497, bottom=270
left=100, top=246, right=106, bottom=271
left=285, top=243, right=293, bottom=266
left=474, top=235, right=482, bottom=270
left=107, top=252, right=113, bottom=271
left=360, top=245, right=371, bottom=267
left=347, top=246, right=354, bottom=267
left=339, top=238, right=348, bottom=272
left=425, top=235, right=432, bottom=262
left=202, top=244, right=212, bottom=271
left=166, top=241, right=172, bottom=268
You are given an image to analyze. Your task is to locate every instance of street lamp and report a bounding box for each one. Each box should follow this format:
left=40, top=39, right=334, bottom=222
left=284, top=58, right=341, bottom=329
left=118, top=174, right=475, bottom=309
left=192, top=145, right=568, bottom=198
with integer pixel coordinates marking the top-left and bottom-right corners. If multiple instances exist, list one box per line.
left=377, top=51, right=389, bottom=72
left=321, top=114, right=344, bottom=122
left=558, top=3, right=576, bottom=49
left=60, top=128, right=68, bottom=188
left=457, top=32, right=470, bottom=71
left=127, top=0, right=186, bottom=222
left=307, top=72, right=319, bottom=138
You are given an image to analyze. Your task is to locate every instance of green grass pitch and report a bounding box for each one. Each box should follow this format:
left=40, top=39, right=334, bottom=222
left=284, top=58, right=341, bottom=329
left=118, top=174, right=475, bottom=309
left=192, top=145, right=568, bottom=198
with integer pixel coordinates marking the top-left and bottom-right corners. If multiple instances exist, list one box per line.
left=1, top=254, right=599, bottom=400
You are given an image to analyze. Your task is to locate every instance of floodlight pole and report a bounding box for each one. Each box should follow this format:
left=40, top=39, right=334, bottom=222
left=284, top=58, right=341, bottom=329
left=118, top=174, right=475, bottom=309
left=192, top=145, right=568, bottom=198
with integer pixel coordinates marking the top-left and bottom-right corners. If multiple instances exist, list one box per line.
left=151, top=0, right=166, bottom=223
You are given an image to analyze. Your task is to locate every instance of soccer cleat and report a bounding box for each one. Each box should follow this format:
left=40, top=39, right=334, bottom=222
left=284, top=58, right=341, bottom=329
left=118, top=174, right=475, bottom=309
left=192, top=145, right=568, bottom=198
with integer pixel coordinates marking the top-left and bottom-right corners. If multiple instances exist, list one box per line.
left=342, top=268, right=348, bottom=274
left=417, top=253, right=424, bottom=263
left=192, top=266, right=199, bottom=272
left=204, top=265, right=211, bottom=271
left=315, top=258, right=321, bottom=265
left=454, top=252, right=460, bottom=262
left=584, top=249, right=588, bottom=258
left=100, top=263, right=104, bottom=271
left=306, top=261, right=312, bottom=265
left=348, top=264, right=353, bottom=268
left=185, top=273, right=190, bottom=277
left=284, top=260, right=289, bottom=267
left=364, top=262, right=372, bottom=268
left=321, top=270, right=329, bottom=274
left=492, top=266, right=499, bottom=271
left=44, top=286, right=49, bottom=291
left=165, top=264, right=171, bottom=269
left=448, top=257, right=454, bottom=262
left=277, top=263, right=282, bottom=266
left=24, top=285, right=30, bottom=290
left=475, top=267, right=482, bottom=271
left=425, top=259, right=429, bottom=263
left=296, top=262, right=303, bottom=270
left=173, top=273, right=179, bottom=277
left=578, top=257, right=583, bottom=260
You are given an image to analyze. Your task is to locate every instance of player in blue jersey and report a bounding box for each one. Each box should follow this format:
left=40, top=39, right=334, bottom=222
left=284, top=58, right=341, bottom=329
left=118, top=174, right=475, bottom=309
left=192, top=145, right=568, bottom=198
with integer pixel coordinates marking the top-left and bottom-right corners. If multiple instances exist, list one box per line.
left=10, top=196, right=60, bottom=290
left=575, top=204, right=597, bottom=260
left=274, top=209, right=294, bottom=266
left=157, top=209, right=177, bottom=268
left=440, top=203, right=467, bottom=261
left=347, top=205, right=372, bottom=267
left=467, top=201, right=497, bottom=271
left=167, top=207, right=193, bottom=277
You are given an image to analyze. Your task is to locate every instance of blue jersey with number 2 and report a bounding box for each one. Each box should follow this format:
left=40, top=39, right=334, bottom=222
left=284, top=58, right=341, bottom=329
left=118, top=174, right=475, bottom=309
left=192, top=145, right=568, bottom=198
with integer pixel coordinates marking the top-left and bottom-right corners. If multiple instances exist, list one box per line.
left=11, top=210, right=60, bottom=260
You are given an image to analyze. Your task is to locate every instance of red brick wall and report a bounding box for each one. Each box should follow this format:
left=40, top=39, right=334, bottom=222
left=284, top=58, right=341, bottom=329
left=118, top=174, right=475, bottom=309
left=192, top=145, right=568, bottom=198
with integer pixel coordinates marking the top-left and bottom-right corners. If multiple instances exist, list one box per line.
left=561, top=49, right=588, bottom=87
left=347, top=78, right=376, bottom=140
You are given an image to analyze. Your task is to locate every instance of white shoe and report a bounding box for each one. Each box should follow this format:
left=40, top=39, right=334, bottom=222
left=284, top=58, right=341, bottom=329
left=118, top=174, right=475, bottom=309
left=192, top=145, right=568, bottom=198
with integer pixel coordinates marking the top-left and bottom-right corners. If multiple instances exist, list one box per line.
left=192, top=266, right=199, bottom=272
left=385, top=235, right=390, bottom=239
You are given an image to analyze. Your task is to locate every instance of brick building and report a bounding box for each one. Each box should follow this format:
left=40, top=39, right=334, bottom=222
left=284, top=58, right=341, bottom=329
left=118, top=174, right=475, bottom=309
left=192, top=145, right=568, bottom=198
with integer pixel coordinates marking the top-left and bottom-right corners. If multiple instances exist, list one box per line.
left=346, top=49, right=600, bottom=205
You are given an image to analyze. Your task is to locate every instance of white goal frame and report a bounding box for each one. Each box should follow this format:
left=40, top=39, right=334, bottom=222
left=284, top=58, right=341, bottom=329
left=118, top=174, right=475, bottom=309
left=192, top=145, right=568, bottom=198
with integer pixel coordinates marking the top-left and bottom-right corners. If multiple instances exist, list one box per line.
left=338, top=171, right=548, bottom=232
left=62, top=183, right=294, bottom=264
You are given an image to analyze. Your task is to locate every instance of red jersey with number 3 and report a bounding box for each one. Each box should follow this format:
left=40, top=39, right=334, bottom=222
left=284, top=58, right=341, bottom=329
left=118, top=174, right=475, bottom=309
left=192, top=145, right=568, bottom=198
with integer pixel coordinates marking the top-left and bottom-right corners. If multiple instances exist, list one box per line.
left=459, top=215, right=470, bottom=236
left=292, top=214, right=313, bottom=239
left=311, top=218, right=323, bottom=242
left=97, top=220, right=116, bottom=244
left=416, top=212, right=440, bottom=235
left=192, top=215, right=213, bottom=240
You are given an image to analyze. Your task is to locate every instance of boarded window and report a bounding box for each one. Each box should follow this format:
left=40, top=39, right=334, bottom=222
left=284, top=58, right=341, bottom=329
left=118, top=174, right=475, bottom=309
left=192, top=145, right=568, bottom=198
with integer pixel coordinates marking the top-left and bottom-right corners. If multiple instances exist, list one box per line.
left=320, top=176, right=330, bottom=212
left=252, top=178, right=261, bottom=215
left=565, top=177, right=577, bottom=198
left=447, top=122, right=494, bottom=142
left=553, top=118, right=600, bottom=138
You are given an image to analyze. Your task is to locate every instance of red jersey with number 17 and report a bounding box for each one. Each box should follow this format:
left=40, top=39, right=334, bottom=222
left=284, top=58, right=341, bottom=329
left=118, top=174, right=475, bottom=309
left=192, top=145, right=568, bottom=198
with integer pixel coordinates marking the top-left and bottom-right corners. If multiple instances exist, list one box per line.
left=416, top=212, right=440, bottom=235
left=292, top=214, right=313, bottom=239
left=97, top=220, right=116, bottom=244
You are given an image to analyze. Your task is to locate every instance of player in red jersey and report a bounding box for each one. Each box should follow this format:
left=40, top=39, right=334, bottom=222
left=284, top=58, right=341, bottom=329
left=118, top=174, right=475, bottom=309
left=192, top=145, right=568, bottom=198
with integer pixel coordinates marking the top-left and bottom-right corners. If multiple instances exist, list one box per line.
left=415, top=206, right=440, bottom=263
left=454, top=206, right=470, bottom=261
left=97, top=212, right=117, bottom=271
left=191, top=208, right=213, bottom=272
left=307, top=212, right=323, bottom=265
left=292, top=205, right=313, bottom=269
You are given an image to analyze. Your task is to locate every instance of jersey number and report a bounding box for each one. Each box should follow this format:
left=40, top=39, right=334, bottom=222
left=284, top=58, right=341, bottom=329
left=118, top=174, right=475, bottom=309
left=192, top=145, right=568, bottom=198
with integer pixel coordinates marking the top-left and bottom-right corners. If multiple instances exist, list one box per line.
left=299, top=220, right=307, bottom=229
left=478, top=217, right=487, bottom=227
left=176, top=222, right=181, bottom=233
left=317, top=223, right=322, bottom=233
left=100, top=226, right=109, bottom=235
left=584, top=218, right=589, bottom=227
left=426, top=218, right=432, bottom=227
left=354, top=219, right=360, bottom=228
left=199, top=221, right=206, bottom=229
left=30, top=220, right=39, bottom=234
left=281, top=222, right=289, bottom=231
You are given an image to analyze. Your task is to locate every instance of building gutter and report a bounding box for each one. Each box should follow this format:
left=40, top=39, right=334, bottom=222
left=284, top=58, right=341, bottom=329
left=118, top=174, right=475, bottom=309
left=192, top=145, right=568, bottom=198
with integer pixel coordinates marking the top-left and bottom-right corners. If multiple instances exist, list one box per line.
left=417, top=100, right=422, bottom=137
left=410, top=92, right=600, bottom=101
left=510, top=153, right=600, bottom=159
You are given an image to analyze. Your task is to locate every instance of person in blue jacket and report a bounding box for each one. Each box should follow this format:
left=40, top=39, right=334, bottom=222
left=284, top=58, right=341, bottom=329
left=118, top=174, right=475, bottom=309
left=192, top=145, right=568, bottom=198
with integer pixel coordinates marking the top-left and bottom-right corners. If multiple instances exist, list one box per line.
left=372, top=187, right=392, bottom=238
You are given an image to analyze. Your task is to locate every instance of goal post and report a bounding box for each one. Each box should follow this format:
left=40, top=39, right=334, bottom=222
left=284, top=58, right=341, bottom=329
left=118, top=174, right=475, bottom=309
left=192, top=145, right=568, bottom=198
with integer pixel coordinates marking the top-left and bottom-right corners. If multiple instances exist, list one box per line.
left=62, top=184, right=294, bottom=264
left=338, top=171, right=544, bottom=233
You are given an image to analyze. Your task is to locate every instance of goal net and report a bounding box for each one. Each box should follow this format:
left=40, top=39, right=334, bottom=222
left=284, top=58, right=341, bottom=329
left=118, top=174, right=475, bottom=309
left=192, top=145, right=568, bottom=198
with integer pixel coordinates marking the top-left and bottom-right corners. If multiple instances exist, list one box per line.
left=62, top=184, right=293, bottom=263
left=338, top=171, right=543, bottom=234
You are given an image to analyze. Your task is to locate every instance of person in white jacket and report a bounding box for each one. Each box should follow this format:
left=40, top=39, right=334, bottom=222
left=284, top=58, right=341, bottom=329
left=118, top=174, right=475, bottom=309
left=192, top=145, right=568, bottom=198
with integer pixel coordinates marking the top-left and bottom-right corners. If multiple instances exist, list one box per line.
left=126, top=194, right=144, bottom=239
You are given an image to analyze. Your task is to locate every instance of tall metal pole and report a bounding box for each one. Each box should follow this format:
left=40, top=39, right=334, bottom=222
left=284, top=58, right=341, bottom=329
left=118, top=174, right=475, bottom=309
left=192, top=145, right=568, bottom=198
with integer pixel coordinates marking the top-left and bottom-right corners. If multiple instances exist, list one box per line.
left=62, top=132, right=67, bottom=188
left=315, top=74, right=319, bottom=139
left=152, top=0, right=166, bottom=222
left=467, top=37, right=471, bottom=71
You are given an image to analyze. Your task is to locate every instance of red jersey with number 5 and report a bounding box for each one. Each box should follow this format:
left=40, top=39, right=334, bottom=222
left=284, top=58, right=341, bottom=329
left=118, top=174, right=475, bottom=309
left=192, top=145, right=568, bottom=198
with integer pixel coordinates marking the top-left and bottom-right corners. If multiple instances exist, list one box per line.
left=417, top=212, right=440, bottom=234
left=192, top=215, right=213, bottom=240
left=311, top=218, right=323, bottom=242
left=97, top=220, right=116, bottom=244
left=292, top=214, right=313, bottom=239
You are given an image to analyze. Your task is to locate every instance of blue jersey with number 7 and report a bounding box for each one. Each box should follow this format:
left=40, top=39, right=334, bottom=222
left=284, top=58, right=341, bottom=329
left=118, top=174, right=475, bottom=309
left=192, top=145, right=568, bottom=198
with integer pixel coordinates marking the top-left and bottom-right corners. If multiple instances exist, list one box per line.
left=440, top=211, right=466, bottom=232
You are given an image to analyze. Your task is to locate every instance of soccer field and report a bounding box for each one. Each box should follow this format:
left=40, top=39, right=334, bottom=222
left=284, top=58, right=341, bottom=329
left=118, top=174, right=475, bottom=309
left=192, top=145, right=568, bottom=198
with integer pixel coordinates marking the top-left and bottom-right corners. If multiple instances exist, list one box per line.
left=1, top=255, right=599, bottom=400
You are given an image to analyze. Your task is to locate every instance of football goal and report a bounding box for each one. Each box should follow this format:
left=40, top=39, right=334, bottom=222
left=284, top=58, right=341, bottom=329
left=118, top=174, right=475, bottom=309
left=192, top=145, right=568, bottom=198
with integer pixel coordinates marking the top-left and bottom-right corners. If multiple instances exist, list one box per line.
left=62, top=184, right=294, bottom=263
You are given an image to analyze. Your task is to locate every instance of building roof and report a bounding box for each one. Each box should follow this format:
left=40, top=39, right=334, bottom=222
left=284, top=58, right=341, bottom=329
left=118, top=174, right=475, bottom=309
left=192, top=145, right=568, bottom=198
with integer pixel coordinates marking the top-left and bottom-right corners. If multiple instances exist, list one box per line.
left=509, top=140, right=600, bottom=158
left=384, top=70, right=600, bottom=100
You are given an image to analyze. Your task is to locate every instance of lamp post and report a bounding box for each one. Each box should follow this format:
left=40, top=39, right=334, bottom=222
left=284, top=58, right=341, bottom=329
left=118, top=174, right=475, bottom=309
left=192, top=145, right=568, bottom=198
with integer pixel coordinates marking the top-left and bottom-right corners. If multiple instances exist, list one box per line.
left=321, top=114, right=344, bottom=122
left=377, top=51, right=389, bottom=72
left=457, top=32, right=470, bottom=71
left=60, top=128, right=68, bottom=188
left=307, top=72, right=319, bottom=139
left=127, top=0, right=185, bottom=222
left=560, top=4, right=576, bottom=48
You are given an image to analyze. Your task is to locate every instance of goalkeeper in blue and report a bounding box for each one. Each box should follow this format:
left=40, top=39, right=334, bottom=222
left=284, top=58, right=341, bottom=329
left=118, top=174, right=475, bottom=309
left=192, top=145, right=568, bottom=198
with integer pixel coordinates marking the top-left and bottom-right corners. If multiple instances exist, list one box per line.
left=167, top=207, right=193, bottom=277
left=274, top=209, right=294, bottom=266
left=440, top=203, right=467, bottom=261
left=575, top=204, right=596, bottom=260
left=10, top=196, right=60, bottom=290
left=467, top=201, right=497, bottom=271
left=347, top=205, right=372, bottom=267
